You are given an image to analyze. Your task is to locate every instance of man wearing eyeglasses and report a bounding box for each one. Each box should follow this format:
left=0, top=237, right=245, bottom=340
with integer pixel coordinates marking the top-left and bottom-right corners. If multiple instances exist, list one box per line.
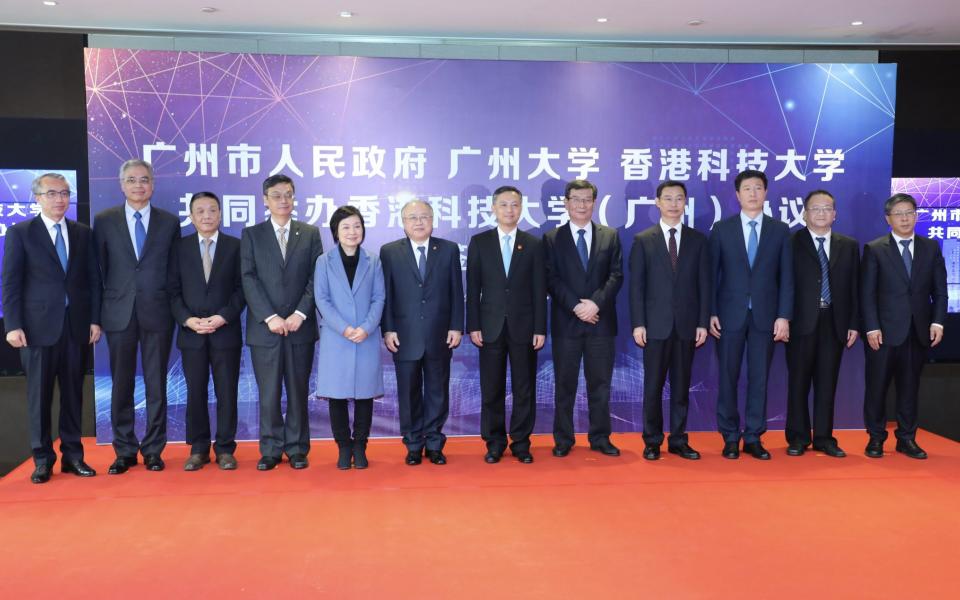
left=380, top=200, right=464, bottom=465
left=241, top=173, right=323, bottom=470
left=785, top=190, right=860, bottom=458
left=861, top=193, right=947, bottom=459
left=3, top=174, right=101, bottom=483
left=94, top=160, right=181, bottom=474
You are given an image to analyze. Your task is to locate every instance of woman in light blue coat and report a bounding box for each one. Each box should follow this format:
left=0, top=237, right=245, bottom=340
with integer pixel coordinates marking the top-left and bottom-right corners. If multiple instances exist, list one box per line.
left=314, top=205, right=385, bottom=470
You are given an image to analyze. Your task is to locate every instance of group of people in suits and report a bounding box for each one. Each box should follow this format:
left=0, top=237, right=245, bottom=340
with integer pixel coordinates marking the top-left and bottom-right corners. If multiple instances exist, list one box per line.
left=2, top=162, right=947, bottom=484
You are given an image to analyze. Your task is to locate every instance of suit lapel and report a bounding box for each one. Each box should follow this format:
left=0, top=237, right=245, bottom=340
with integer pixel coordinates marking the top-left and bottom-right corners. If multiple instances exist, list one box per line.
left=261, top=220, right=285, bottom=269
left=328, top=245, right=350, bottom=294
left=352, top=249, right=370, bottom=294
left=753, top=215, right=776, bottom=270
left=586, top=223, right=601, bottom=276
left=31, top=217, right=64, bottom=274
left=206, top=233, right=226, bottom=286
left=505, top=230, right=523, bottom=282
left=671, top=225, right=689, bottom=279
left=402, top=238, right=423, bottom=283
left=886, top=235, right=911, bottom=283
left=828, top=234, right=841, bottom=270
left=423, top=237, right=440, bottom=283
left=283, top=220, right=303, bottom=266
left=730, top=217, right=750, bottom=270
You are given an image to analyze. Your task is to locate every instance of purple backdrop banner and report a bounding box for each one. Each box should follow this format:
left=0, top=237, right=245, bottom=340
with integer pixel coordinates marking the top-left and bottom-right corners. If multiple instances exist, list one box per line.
left=85, top=49, right=896, bottom=443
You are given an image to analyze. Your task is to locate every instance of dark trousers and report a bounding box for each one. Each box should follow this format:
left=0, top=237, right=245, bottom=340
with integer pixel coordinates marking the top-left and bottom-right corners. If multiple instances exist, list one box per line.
left=328, top=399, right=374, bottom=445
left=106, top=311, right=173, bottom=458
left=552, top=334, right=615, bottom=448
left=394, top=351, right=451, bottom=452
left=181, top=342, right=241, bottom=456
left=20, top=314, right=86, bottom=467
left=863, top=327, right=926, bottom=442
left=479, top=322, right=538, bottom=454
left=642, top=329, right=694, bottom=448
left=716, top=311, right=774, bottom=445
left=250, top=340, right=314, bottom=458
left=785, top=307, right=844, bottom=446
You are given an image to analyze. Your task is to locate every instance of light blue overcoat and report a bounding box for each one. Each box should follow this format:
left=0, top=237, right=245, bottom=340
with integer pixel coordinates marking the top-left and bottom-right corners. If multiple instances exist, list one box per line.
left=313, top=246, right=385, bottom=400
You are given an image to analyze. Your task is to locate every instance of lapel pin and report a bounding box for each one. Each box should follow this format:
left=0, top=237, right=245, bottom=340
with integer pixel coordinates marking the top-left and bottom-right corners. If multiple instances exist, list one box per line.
left=517, top=244, right=523, bottom=250
left=432, top=245, right=437, bottom=251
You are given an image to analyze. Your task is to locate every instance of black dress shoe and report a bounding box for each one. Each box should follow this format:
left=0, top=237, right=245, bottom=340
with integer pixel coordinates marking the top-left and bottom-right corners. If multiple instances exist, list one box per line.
left=337, top=445, right=352, bottom=470
left=405, top=449, right=423, bottom=466
left=722, top=442, right=740, bottom=459
left=643, top=445, right=661, bottom=460
left=62, top=459, right=97, bottom=477
left=31, top=464, right=52, bottom=484
left=590, top=441, right=621, bottom=456
left=813, top=441, right=846, bottom=458
left=786, top=442, right=807, bottom=456
left=143, top=454, right=165, bottom=471
left=353, top=441, right=369, bottom=470
left=484, top=450, right=502, bottom=464
left=257, top=456, right=281, bottom=471
left=865, top=438, right=884, bottom=458
left=742, top=442, right=771, bottom=460
left=289, top=454, right=309, bottom=469
left=108, top=455, right=138, bottom=475
left=426, top=450, right=447, bottom=465
left=895, top=439, right=928, bottom=460
left=552, top=445, right=571, bottom=458
left=668, top=444, right=701, bottom=460
left=513, top=451, right=534, bottom=464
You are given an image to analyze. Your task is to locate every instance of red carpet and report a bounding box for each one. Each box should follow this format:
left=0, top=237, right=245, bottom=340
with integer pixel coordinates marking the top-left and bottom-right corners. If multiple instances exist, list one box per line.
left=1, top=429, right=958, bottom=598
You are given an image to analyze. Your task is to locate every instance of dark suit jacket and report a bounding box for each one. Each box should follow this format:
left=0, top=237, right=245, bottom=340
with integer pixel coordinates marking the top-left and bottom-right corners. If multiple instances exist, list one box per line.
left=240, top=219, right=322, bottom=347
left=168, top=232, right=245, bottom=350
left=543, top=222, right=623, bottom=338
left=2, top=217, right=101, bottom=345
left=791, top=228, right=860, bottom=340
left=629, top=223, right=711, bottom=341
left=709, top=214, right=793, bottom=332
left=93, top=204, right=180, bottom=332
left=861, top=233, right=947, bottom=347
left=380, top=236, right=465, bottom=362
left=466, top=228, right=546, bottom=344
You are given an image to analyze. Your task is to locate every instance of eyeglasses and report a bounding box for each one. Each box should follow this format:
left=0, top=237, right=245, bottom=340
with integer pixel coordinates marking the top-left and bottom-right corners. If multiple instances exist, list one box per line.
left=39, top=190, right=71, bottom=199
left=267, top=192, right=295, bottom=201
left=123, top=177, right=152, bottom=185
left=403, top=214, right=432, bottom=223
left=566, top=198, right=595, bottom=206
left=889, top=210, right=917, bottom=218
left=805, top=206, right=835, bottom=214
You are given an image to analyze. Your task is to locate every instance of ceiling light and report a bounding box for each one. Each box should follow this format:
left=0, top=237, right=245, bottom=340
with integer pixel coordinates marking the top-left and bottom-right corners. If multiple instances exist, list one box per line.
left=596, top=17, right=608, bottom=23
left=200, top=6, right=218, bottom=13
left=851, top=20, right=864, bottom=26
left=688, top=19, right=705, bottom=26
left=42, top=1, right=58, bottom=6
left=340, top=11, right=354, bottom=18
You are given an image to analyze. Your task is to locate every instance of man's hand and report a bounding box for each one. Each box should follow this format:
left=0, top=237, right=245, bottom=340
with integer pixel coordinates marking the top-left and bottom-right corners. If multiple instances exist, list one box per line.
left=89, top=325, right=102, bottom=344
left=267, top=316, right=288, bottom=336
left=695, top=327, right=708, bottom=347
left=284, top=313, right=304, bottom=333
left=574, top=299, right=600, bottom=323
left=5, top=329, right=27, bottom=348
left=773, top=318, right=790, bottom=342
left=447, top=330, right=462, bottom=349
left=532, top=334, right=545, bottom=350
left=384, top=331, right=400, bottom=353
left=846, top=329, right=859, bottom=348
left=186, top=317, right=214, bottom=334
left=632, top=326, right=647, bottom=347
left=470, top=331, right=483, bottom=347
left=931, top=325, right=944, bottom=347
left=348, top=327, right=368, bottom=344
left=207, top=315, right=227, bottom=330
left=709, top=316, right=722, bottom=339
left=866, top=330, right=883, bottom=351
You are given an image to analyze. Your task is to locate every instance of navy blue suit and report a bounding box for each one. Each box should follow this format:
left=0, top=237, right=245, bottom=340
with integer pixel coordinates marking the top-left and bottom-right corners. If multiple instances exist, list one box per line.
left=710, top=214, right=793, bottom=444
left=380, top=236, right=464, bottom=452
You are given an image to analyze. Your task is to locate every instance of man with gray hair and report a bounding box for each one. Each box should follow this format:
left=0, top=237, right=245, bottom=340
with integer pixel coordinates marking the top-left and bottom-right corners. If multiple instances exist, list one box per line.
left=3, top=173, right=101, bottom=483
left=380, top=199, right=464, bottom=465
left=94, top=159, right=180, bottom=474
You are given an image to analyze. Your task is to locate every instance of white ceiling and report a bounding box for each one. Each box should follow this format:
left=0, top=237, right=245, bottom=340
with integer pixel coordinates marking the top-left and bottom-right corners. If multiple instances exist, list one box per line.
left=3, top=0, right=960, bottom=46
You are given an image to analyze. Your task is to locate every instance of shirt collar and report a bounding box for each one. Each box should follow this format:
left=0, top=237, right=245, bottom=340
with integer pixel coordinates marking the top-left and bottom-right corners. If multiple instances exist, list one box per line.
left=659, top=220, right=681, bottom=236
left=271, top=218, right=292, bottom=233
left=125, top=202, right=150, bottom=218
left=199, top=231, right=219, bottom=245
left=808, top=228, right=832, bottom=242
left=568, top=220, right=592, bottom=235
left=497, top=226, right=518, bottom=239
left=740, top=211, right=762, bottom=226
left=891, top=231, right=914, bottom=244
left=39, top=213, right=66, bottom=230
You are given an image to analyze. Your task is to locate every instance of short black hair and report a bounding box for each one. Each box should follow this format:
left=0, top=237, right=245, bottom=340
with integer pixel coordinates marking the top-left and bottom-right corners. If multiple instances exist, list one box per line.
left=803, top=189, right=835, bottom=208
left=656, top=180, right=687, bottom=198
left=493, top=185, right=523, bottom=201
left=885, top=193, right=917, bottom=215
left=565, top=179, right=597, bottom=200
left=735, top=169, right=768, bottom=191
left=329, top=205, right=365, bottom=244
left=262, top=173, right=295, bottom=196
left=189, top=191, right=221, bottom=211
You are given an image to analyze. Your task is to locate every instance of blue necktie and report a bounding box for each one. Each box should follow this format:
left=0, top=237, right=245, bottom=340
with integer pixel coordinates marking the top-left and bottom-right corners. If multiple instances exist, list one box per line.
left=54, top=223, right=68, bottom=271
left=417, top=245, right=427, bottom=279
left=134, top=211, right=146, bottom=260
left=816, top=237, right=831, bottom=305
left=576, top=228, right=588, bottom=270
left=900, top=239, right=912, bottom=278
left=502, top=234, right=512, bottom=275
left=747, top=220, right=758, bottom=268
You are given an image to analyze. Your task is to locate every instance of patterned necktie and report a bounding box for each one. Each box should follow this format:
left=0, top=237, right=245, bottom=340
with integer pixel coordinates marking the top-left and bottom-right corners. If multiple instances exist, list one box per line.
left=816, top=237, right=831, bottom=304
left=54, top=223, right=68, bottom=271
left=900, top=239, right=912, bottom=278
left=747, top=220, right=758, bottom=268
left=417, top=245, right=427, bottom=279
left=668, top=227, right=678, bottom=272
left=134, top=211, right=146, bottom=259
left=502, top=234, right=512, bottom=275
left=576, top=228, right=588, bottom=270
left=202, top=238, right=213, bottom=283
left=278, top=226, right=287, bottom=261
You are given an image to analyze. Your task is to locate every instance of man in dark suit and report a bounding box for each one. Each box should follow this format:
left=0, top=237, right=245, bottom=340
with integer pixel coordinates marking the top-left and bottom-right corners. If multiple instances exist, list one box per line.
left=861, top=193, right=947, bottom=459
left=544, top=179, right=623, bottom=457
left=467, top=185, right=546, bottom=464
left=381, top=199, right=464, bottom=466
left=630, top=180, right=710, bottom=461
left=785, top=190, right=860, bottom=458
left=94, top=159, right=181, bottom=474
left=2, top=173, right=101, bottom=483
left=168, top=192, right=245, bottom=471
left=241, top=173, right=323, bottom=471
left=709, top=170, right=793, bottom=460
